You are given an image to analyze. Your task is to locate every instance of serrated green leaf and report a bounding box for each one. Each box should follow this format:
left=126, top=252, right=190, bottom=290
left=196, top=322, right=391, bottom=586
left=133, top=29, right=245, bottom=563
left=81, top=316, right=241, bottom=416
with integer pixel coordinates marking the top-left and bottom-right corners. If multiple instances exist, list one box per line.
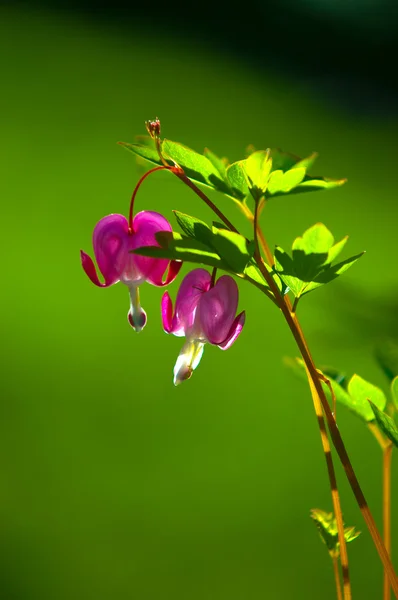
left=369, top=402, right=398, bottom=448
left=310, top=508, right=361, bottom=558
left=203, top=148, right=229, bottom=179
left=133, top=231, right=229, bottom=270
left=391, top=377, right=398, bottom=410
left=173, top=211, right=214, bottom=246
left=226, top=161, right=249, bottom=200
left=348, top=375, right=387, bottom=421
left=243, top=150, right=272, bottom=199
left=375, top=338, right=398, bottom=382
left=210, top=227, right=254, bottom=274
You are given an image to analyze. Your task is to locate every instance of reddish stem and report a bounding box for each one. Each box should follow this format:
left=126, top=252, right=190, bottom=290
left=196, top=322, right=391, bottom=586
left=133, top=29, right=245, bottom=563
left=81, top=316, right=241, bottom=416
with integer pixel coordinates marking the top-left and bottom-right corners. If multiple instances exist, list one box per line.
left=128, top=165, right=172, bottom=232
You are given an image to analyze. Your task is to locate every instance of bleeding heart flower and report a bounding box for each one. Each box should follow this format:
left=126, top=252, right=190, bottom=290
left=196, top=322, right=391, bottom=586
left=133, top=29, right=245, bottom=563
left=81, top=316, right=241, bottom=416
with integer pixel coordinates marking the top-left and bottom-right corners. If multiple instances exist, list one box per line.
left=161, top=268, right=245, bottom=385
left=81, top=211, right=182, bottom=331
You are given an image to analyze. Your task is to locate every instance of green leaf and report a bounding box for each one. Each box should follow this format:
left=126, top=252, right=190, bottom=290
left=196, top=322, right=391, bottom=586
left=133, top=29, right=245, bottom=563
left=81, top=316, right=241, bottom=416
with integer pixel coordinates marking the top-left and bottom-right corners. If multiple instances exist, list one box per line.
left=173, top=211, right=214, bottom=246
left=210, top=227, right=254, bottom=274
left=243, top=150, right=272, bottom=199
left=203, top=148, right=229, bottom=179
left=304, top=253, right=365, bottom=294
left=347, top=375, right=387, bottom=421
left=133, top=231, right=229, bottom=270
left=274, top=224, right=364, bottom=300
left=162, top=139, right=232, bottom=195
left=310, top=508, right=360, bottom=558
left=284, top=358, right=380, bottom=422
left=391, top=377, right=398, bottom=411
left=119, top=141, right=161, bottom=165
left=375, top=338, right=398, bottom=381
left=226, top=161, right=249, bottom=201
left=369, top=402, right=398, bottom=448
left=267, top=167, right=306, bottom=195
left=294, top=152, right=318, bottom=171
left=268, top=148, right=299, bottom=172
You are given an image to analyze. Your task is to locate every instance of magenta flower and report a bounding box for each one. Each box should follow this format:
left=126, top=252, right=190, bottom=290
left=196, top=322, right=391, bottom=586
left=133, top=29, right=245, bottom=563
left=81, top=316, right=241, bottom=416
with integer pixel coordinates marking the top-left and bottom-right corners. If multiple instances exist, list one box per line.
left=161, top=268, right=245, bottom=385
left=80, top=211, right=182, bottom=331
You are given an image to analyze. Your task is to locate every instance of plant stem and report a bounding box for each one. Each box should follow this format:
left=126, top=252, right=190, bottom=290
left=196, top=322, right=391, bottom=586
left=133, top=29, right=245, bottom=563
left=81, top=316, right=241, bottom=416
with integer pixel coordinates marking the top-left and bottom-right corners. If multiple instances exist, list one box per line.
left=333, top=555, right=344, bottom=600
left=384, top=444, right=393, bottom=600
left=306, top=367, right=352, bottom=599
left=171, top=172, right=398, bottom=595
left=175, top=172, right=239, bottom=233
left=251, top=203, right=398, bottom=596
left=368, top=425, right=394, bottom=600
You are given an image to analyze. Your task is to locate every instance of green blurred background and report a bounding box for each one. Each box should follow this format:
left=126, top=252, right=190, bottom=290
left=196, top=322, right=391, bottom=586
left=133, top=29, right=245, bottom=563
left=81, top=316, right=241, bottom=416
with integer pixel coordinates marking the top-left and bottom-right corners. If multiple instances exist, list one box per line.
left=1, top=2, right=398, bottom=598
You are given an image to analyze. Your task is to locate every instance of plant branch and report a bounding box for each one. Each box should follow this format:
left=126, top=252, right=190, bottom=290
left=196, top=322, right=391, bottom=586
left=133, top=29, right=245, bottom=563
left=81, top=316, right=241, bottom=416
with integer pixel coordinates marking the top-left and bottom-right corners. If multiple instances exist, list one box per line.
left=384, top=443, right=393, bottom=600
left=333, top=555, right=344, bottom=600
left=251, top=201, right=398, bottom=596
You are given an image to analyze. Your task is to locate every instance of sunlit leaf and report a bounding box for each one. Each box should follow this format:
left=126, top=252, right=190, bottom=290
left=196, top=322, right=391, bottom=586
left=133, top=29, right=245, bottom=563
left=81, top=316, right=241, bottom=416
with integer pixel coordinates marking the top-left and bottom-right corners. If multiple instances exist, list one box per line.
left=226, top=161, right=249, bottom=200
left=369, top=402, right=398, bottom=448
left=210, top=227, right=254, bottom=274
left=347, top=375, right=387, bottom=421
left=133, top=231, right=229, bottom=270
left=203, top=148, right=229, bottom=179
left=244, top=150, right=272, bottom=199
left=173, top=211, right=214, bottom=246
left=310, top=508, right=361, bottom=558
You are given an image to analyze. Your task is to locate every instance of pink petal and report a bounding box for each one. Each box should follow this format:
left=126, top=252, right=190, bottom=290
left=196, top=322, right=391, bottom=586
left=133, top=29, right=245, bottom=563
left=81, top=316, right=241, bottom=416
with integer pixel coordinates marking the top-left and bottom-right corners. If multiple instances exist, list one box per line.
left=80, top=250, right=116, bottom=287
left=92, top=214, right=132, bottom=285
left=131, top=211, right=173, bottom=286
left=217, top=311, right=245, bottom=350
left=171, top=269, right=212, bottom=336
left=151, top=259, right=183, bottom=287
left=198, top=275, right=239, bottom=345
left=161, top=292, right=173, bottom=333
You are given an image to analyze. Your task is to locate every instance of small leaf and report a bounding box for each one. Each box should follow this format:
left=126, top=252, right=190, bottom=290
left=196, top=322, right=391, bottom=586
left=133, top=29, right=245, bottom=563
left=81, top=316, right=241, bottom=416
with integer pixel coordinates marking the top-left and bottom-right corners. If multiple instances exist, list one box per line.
left=348, top=375, right=387, bottom=421
left=325, top=236, right=348, bottom=265
left=133, top=232, right=229, bottom=270
left=303, top=253, right=365, bottom=294
left=310, top=508, right=361, bottom=558
left=244, top=150, right=272, bottom=199
left=118, top=141, right=161, bottom=166
left=268, top=148, right=299, bottom=172
left=292, top=223, right=335, bottom=255
left=274, top=246, right=304, bottom=297
left=294, top=152, right=318, bottom=171
left=210, top=227, right=254, bottom=274
left=162, top=139, right=231, bottom=195
left=173, top=211, right=214, bottom=246
left=203, top=148, right=229, bottom=179
left=391, top=377, right=398, bottom=411
left=226, top=161, right=249, bottom=200
left=369, top=402, right=398, bottom=448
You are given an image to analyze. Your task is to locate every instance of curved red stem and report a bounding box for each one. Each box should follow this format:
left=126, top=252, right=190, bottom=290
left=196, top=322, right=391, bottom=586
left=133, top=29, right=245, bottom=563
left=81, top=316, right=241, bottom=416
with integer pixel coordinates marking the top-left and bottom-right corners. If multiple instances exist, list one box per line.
left=128, top=165, right=172, bottom=232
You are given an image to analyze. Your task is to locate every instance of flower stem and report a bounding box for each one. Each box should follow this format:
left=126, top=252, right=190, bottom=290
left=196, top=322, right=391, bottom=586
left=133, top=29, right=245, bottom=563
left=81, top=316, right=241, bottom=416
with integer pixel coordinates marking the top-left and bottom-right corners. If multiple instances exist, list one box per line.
left=369, top=423, right=394, bottom=600
left=384, top=444, right=393, bottom=600
left=333, top=555, right=344, bottom=600
left=306, top=366, right=352, bottom=599
left=128, top=165, right=172, bottom=231
left=251, top=202, right=398, bottom=596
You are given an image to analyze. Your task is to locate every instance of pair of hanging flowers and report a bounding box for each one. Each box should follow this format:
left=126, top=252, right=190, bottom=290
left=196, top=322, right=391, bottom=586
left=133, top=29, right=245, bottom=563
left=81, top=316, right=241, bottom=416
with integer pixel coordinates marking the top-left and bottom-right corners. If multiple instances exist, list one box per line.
left=80, top=167, right=245, bottom=385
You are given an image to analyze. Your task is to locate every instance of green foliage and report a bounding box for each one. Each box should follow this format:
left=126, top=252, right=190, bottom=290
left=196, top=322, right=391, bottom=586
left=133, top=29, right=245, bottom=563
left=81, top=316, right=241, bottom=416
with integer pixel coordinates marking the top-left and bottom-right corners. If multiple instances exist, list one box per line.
left=132, top=211, right=274, bottom=301
left=274, top=223, right=364, bottom=300
left=120, top=137, right=345, bottom=204
left=285, top=358, right=386, bottom=422
left=310, top=508, right=360, bottom=558
left=369, top=402, right=398, bottom=448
